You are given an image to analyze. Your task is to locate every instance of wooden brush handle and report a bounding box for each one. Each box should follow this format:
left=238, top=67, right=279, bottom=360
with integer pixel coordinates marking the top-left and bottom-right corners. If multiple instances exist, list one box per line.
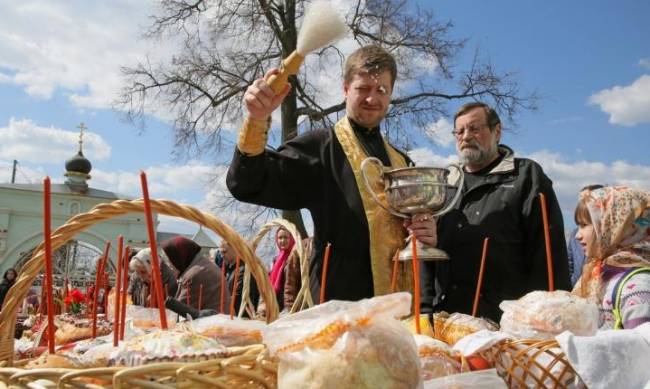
left=266, top=51, right=305, bottom=93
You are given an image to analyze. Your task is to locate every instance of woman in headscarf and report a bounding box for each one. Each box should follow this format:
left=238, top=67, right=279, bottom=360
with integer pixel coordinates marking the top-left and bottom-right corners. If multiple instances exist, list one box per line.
left=129, top=247, right=178, bottom=306
left=162, top=236, right=230, bottom=312
left=0, top=268, right=17, bottom=309
left=573, top=186, right=650, bottom=329
left=270, top=227, right=295, bottom=310
left=258, top=227, right=297, bottom=316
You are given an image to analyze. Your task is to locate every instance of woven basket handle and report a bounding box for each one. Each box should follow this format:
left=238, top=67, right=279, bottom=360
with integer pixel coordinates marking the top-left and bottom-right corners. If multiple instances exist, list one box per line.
left=249, top=219, right=312, bottom=318
left=0, top=199, right=279, bottom=366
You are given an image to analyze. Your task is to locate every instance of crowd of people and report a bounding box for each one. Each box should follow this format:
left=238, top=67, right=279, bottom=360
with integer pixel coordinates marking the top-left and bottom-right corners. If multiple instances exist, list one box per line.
left=2, top=45, right=648, bottom=333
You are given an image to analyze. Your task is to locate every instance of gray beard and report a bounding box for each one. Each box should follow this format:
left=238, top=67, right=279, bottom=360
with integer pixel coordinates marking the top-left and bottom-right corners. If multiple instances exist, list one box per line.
left=458, top=141, right=499, bottom=166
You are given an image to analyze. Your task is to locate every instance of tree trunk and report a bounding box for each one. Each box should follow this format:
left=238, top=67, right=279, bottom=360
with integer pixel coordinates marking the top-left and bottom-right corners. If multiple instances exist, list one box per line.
left=278, top=0, right=308, bottom=238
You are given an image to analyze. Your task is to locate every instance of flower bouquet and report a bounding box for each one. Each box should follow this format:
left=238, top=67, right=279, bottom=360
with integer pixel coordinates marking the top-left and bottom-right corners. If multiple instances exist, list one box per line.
left=64, top=288, right=87, bottom=314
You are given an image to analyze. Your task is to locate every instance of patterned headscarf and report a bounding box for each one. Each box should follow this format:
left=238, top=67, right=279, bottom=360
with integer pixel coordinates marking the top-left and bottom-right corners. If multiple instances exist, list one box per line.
left=573, top=186, right=650, bottom=302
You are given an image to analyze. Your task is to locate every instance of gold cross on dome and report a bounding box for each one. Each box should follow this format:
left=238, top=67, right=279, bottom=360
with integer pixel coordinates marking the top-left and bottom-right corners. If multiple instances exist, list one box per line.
left=76, top=123, right=87, bottom=153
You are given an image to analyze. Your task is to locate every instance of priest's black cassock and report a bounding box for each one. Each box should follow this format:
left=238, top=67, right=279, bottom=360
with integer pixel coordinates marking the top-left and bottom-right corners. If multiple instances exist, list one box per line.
left=226, top=119, right=411, bottom=302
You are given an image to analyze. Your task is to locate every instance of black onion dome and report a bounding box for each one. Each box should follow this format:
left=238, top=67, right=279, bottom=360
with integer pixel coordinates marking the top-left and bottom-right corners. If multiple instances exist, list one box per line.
left=65, top=151, right=92, bottom=174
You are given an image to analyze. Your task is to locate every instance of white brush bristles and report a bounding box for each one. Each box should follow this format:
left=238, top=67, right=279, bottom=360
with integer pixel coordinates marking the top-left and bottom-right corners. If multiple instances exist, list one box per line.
left=296, top=1, right=348, bottom=55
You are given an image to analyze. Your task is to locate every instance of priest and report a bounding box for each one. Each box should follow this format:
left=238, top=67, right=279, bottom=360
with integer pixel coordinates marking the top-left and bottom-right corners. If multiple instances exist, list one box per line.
left=227, top=45, right=436, bottom=302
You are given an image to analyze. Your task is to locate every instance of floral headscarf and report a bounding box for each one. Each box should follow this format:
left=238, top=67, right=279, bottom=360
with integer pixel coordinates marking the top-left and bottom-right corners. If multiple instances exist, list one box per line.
left=573, top=186, right=650, bottom=302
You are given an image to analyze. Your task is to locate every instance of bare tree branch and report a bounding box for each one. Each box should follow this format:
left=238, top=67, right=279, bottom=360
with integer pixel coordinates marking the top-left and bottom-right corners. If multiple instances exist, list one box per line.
left=116, top=0, right=538, bottom=231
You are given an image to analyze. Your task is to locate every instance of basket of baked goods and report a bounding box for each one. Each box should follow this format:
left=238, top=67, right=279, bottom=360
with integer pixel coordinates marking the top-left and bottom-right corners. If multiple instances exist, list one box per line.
left=0, top=174, right=280, bottom=388
left=445, top=290, right=595, bottom=389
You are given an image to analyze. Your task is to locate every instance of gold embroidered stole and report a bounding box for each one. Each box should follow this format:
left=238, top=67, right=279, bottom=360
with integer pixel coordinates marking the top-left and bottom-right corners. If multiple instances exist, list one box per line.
left=334, top=117, right=413, bottom=296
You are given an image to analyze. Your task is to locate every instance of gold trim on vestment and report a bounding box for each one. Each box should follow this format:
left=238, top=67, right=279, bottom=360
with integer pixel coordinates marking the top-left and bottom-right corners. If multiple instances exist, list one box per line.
left=334, top=117, right=413, bottom=296
left=237, top=117, right=271, bottom=156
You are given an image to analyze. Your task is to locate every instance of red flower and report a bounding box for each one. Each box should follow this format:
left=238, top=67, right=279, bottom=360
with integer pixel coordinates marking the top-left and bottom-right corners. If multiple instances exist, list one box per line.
left=70, top=288, right=85, bottom=304
left=64, top=295, right=73, bottom=306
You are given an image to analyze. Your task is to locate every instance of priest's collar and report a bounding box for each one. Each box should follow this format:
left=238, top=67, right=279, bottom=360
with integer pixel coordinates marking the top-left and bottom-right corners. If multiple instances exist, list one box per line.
left=347, top=117, right=391, bottom=166
left=349, top=118, right=380, bottom=134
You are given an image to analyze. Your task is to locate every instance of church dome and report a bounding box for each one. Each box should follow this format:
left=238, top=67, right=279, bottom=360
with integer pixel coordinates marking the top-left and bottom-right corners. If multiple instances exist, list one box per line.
left=65, top=151, right=92, bottom=175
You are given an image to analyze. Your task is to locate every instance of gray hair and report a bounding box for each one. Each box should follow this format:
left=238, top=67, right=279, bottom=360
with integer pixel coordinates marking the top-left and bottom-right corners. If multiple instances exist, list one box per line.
left=129, top=248, right=152, bottom=274
left=129, top=248, right=172, bottom=274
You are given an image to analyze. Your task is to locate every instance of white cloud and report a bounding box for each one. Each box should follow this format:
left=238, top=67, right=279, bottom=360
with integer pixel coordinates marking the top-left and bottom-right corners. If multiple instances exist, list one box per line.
left=639, top=58, right=650, bottom=69
left=423, top=117, right=455, bottom=147
left=589, top=74, right=650, bottom=126
left=156, top=215, right=203, bottom=237
left=521, top=150, right=650, bottom=223
left=0, top=159, right=43, bottom=184
left=408, top=147, right=458, bottom=167
left=0, top=156, right=225, bottom=248
left=91, top=161, right=215, bottom=199
left=0, top=1, right=167, bottom=109
left=0, top=118, right=111, bottom=164
left=0, top=0, right=445, bottom=129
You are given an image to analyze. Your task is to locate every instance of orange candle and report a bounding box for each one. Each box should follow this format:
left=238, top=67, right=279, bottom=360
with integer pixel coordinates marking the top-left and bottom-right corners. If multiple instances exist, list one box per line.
left=92, top=241, right=110, bottom=338
left=472, top=238, right=490, bottom=317
left=150, top=269, right=158, bottom=308
left=411, top=238, right=421, bottom=334
left=119, top=245, right=129, bottom=341
left=43, top=177, right=56, bottom=354
left=63, top=277, right=69, bottom=314
left=186, top=280, right=191, bottom=306
left=319, top=243, right=332, bottom=304
left=390, top=249, right=400, bottom=293
left=113, top=236, right=123, bottom=347
left=230, top=256, right=241, bottom=319
left=539, top=193, right=555, bottom=291
left=220, top=261, right=226, bottom=313
left=102, top=271, right=109, bottom=316
left=38, top=283, right=45, bottom=319
left=140, top=171, right=168, bottom=329
left=198, top=284, right=203, bottom=310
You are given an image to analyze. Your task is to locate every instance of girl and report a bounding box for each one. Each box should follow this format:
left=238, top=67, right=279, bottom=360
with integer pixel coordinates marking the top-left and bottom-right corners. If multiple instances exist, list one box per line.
left=573, top=186, right=650, bottom=329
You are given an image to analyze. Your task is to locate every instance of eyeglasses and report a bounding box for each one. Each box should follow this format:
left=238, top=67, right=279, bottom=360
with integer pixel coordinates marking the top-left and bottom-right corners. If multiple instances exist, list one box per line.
left=451, top=123, right=490, bottom=138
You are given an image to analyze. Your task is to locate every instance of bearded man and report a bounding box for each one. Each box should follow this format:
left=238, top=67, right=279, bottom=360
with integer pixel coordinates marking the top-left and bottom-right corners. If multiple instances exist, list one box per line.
left=420, top=102, right=571, bottom=322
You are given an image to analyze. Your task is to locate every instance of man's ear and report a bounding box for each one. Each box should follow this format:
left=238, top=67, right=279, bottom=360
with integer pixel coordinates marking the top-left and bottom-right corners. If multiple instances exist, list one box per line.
left=495, top=123, right=502, bottom=143
left=343, top=82, right=349, bottom=98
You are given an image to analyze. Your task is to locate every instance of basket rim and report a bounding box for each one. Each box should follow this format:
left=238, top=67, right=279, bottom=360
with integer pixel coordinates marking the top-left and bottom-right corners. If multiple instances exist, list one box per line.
left=0, top=198, right=279, bottom=366
left=493, top=338, right=577, bottom=388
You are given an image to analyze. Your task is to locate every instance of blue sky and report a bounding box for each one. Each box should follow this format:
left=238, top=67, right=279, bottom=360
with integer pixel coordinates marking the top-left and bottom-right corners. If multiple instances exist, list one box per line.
left=429, top=0, right=649, bottom=164
left=0, top=1, right=648, bottom=239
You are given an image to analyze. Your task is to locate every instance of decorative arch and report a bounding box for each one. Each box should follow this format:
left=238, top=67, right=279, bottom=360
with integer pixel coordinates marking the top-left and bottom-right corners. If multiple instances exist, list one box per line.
left=3, top=229, right=121, bottom=287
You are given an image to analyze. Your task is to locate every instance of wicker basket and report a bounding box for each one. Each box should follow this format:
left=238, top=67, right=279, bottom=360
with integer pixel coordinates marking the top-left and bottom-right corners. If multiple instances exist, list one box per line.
left=245, top=219, right=313, bottom=317
left=4, top=346, right=278, bottom=389
left=175, top=344, right=277, bottom=389
left=487, top=339, right=578, bottom=389
left=0, top=198, right=279, bottom=387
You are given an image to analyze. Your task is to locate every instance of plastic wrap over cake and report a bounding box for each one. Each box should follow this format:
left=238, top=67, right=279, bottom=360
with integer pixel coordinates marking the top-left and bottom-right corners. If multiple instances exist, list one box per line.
left=500, top=290, right=598, bottom=339
left=186, top=314, right=265, bottom=346
left=263, top=292, right=422, bottom=389
left=108, top=330, right=227, bottom=366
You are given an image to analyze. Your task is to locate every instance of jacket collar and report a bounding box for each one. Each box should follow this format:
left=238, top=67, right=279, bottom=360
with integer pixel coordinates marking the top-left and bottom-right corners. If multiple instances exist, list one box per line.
left=489, top=145, right=515, bottom=174
left=448, top=144, right=515, bottom=184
